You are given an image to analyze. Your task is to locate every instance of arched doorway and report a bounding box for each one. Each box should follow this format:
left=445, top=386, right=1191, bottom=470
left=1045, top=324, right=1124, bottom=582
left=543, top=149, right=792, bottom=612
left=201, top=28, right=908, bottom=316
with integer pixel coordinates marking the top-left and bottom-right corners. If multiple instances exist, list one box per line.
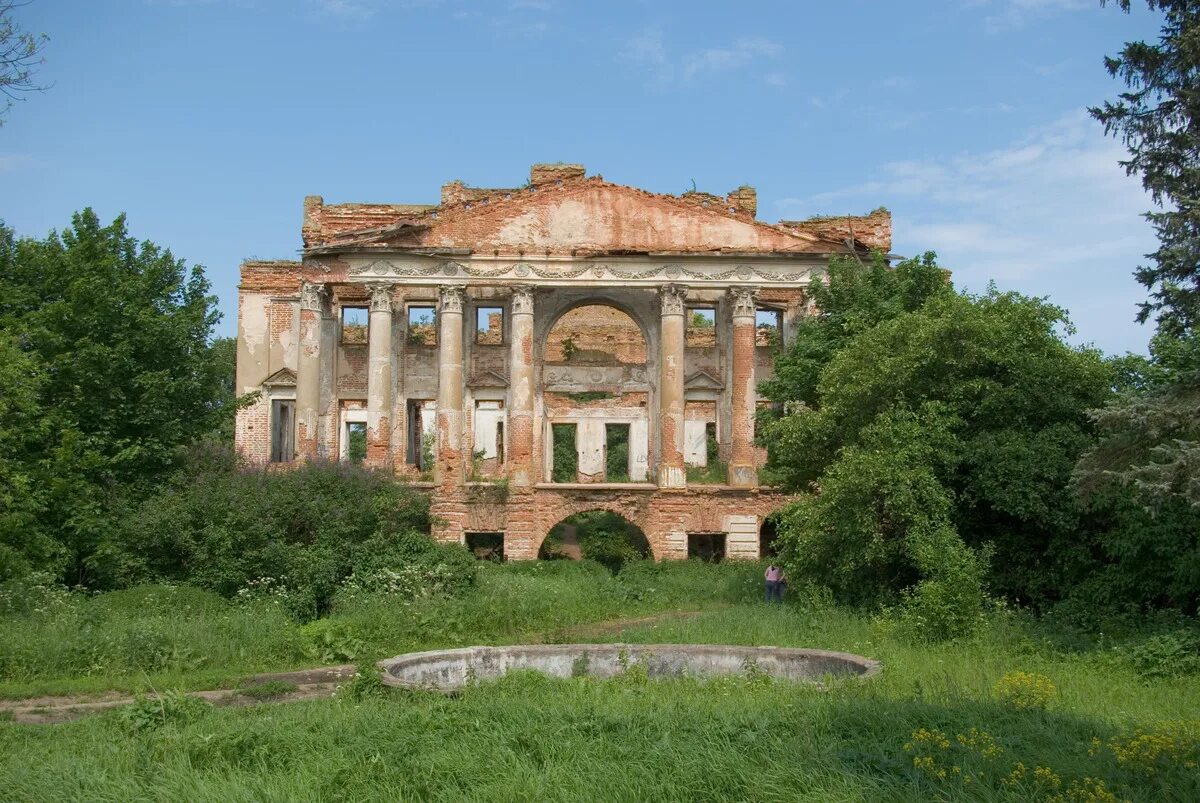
left=542, top=304, right=651, bottom=484
left=539, top=510, right=650, bottom=573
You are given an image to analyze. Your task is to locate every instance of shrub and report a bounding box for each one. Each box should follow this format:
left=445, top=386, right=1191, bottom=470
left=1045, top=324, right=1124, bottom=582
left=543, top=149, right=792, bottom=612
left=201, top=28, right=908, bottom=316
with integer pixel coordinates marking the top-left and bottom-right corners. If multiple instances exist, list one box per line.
left=993, top=671, right=1056, bottom=710
left=1123, top=630, right=1200, bottom=679
left=91, top=453, right=437, bottom=617
left=117, top=691, right=210, bottom=734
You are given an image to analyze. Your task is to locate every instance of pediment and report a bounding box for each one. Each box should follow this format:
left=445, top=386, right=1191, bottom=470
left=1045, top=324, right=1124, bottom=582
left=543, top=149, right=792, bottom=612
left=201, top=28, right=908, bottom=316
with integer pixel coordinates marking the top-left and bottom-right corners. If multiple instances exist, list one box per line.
left=467, top=369, right=509, bottom=389
left=685, top=370, right=724, bottom=391
left=262, top=367, right=296, bottom=388
left=322, top=182, right=843, bottom=257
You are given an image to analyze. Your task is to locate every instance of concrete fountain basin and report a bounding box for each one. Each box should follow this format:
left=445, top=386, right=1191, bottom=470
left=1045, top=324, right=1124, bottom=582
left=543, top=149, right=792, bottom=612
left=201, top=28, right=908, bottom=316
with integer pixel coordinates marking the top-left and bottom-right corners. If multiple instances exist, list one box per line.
left=378, top=643, right=880, bottom=692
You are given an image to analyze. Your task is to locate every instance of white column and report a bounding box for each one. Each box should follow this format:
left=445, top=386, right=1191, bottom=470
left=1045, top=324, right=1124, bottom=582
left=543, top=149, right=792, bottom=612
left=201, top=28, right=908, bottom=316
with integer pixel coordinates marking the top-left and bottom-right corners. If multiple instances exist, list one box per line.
left=658, top=284, right=688, bottom=488
left=366, top=282, right=394, bottom=463
left=436, top=284, right=466, bottom=487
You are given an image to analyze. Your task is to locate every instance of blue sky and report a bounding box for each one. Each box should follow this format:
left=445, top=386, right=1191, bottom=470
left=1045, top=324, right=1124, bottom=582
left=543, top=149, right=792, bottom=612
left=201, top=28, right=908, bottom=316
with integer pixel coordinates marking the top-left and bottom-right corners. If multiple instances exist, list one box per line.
left=1, top=0, right=1165, bottom=353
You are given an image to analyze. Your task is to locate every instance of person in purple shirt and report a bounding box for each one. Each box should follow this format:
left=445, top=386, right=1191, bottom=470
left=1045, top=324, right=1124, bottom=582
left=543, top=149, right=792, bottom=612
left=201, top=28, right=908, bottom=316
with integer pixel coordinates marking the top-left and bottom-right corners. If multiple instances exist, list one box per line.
left=764, top=564, right=786, bottom=603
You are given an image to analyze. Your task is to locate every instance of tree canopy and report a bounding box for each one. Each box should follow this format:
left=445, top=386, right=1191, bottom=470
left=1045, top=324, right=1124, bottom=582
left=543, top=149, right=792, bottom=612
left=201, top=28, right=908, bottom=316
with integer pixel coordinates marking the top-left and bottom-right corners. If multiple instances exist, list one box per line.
left=0, top=211, right=225, bottom=582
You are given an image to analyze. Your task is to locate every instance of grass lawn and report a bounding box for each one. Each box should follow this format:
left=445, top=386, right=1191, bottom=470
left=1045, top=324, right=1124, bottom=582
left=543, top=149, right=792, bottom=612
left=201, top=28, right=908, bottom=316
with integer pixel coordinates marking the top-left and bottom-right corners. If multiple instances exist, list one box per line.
left=1, top=562, right=1198, bottom=800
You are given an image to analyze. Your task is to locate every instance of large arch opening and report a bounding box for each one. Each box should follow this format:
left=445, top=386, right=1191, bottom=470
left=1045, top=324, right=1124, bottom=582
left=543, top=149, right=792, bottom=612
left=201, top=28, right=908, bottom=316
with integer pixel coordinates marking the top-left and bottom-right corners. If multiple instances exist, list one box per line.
left=545, top=304, right=648, bottom=365
left=538, top=510, right=651, bottom=573
left=542, top=304, right=651, bottom=484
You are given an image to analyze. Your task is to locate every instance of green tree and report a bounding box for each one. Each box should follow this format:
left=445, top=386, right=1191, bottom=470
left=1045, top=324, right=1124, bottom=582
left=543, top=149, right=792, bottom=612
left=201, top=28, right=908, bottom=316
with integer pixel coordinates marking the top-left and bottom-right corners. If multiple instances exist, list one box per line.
left=759, top=251, right=950, bottom=412
left=1093, top=1, right=1200, bottom=334
left=1077, top=2, right=1200, bottom=511
left=0, top=211, right=223, bottom=582
left=764, top=283, right=1113, bottom=620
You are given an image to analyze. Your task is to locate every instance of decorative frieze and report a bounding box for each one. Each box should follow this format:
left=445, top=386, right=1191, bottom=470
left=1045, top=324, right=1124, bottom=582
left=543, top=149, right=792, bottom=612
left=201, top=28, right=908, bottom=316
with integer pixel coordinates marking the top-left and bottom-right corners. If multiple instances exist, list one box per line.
left=348, top=259, right=814, bottom=285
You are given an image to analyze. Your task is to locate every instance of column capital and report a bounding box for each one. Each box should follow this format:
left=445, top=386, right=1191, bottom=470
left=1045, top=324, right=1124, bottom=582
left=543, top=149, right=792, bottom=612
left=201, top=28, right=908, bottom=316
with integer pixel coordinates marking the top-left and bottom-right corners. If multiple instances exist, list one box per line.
left=659, top=283, right=688, bottom=317
left=728, top=285, right=759, bottom=321
left=299, top=280, right=329, bottom=313
left=510, top=285, right=536, bottom=316
left=438, top=284, right=467, bottom=314
left=366, top=282, right=394, bottom=312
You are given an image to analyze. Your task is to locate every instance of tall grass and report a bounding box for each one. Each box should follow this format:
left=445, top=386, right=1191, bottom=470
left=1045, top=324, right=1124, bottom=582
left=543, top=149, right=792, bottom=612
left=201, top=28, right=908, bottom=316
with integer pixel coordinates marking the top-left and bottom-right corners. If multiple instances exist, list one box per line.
left=0, top=560, right=762, bottom=697
left=1, top=563, right=1198, bottom=799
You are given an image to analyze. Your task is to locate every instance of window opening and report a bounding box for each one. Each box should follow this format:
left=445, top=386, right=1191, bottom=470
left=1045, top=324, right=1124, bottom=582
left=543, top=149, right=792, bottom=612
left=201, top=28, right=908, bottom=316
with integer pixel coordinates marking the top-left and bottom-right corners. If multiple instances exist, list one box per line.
left=551, top=423, right=578, bottom=483
left=345, top=421, right=366, bottom=465
left=605, top=423, right=630, bottom=482
left=686, top=307, right=716, bottom=348
left=476, top=306, right=504, bottom=345
left=755, top=308, right=782, bottom=348
left=688, top=533, right=726, bottom=563
left=341, top=306, right=368, bottom=345
left=406, top=399, right=435, bottom=470
left=466, top=532, right=505, bottom=562
left=270, top=399, right=295, bottom=463
left=407, top=305, right=437, bottom=346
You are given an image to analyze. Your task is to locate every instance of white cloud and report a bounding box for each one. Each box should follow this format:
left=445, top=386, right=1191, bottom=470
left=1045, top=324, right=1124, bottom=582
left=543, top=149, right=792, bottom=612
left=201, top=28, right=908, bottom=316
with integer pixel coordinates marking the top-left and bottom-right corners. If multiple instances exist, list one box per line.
left=969, top=0, right=1094, bottom=33
left=307, top=0, right=441, bottom=19
left=776, top=112, right=1158, bottom=354
left=618, top=29, right=783, bottom=89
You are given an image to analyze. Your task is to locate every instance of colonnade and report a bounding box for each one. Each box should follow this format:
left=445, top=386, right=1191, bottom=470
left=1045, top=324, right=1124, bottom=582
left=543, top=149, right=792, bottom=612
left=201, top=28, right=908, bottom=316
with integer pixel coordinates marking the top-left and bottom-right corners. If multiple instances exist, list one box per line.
left=293, top=280, right=761, bottom=489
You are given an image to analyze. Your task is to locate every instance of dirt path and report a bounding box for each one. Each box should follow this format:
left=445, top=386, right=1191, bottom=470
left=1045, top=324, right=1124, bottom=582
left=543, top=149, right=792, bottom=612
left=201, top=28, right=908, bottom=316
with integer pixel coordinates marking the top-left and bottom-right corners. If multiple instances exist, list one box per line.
left=1, top=606, right=726, bottom=724
left=0, top=665, right=358, bottom=725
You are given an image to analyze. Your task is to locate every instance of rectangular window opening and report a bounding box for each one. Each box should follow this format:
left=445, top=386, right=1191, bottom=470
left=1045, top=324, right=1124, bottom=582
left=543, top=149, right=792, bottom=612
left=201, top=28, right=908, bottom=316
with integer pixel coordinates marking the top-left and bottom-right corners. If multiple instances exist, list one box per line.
left=605, top=423, right=630, bottom=482
left=476, top=306, right=504, bottom=345
left=406, top=399, right=435, bottom=470
left=341, top=306, right=368, bottom=345
left=473, top=400, right=505, bottom=473
left=466, top=532, right=505, bottom=562
left=686, top=307, right=717, bottom=348
left=688, top=533, right=726, bottom=563
left=551, top=423, right=578, bottom=483
left=705, top=421, right=719, bottom=466
left=407, top=305, right=437, bottom=347
left=755, top=308, right=782, bottom=348
left=345, top=421, right=366, bottom=465
left=269, top=399, right=295, bottom=463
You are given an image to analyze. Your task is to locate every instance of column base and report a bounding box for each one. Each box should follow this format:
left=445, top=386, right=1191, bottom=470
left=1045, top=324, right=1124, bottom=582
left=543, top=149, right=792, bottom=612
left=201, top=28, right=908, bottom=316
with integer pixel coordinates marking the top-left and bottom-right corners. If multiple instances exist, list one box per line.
left=658, top=464, right=686, bottom=489
left=727, top=463, right=759, bottom=488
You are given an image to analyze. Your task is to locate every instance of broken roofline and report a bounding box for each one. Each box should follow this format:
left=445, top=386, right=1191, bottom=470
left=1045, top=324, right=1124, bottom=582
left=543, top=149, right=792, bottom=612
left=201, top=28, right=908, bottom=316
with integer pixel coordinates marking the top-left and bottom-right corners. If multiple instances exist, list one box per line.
left=299, top=163, right=892, bottom=255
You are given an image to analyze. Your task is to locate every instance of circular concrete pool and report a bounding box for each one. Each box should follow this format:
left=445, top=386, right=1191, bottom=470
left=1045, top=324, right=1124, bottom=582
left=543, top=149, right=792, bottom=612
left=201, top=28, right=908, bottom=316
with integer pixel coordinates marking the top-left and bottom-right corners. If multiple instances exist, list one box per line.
left=378, top=644, right=880, bottom=692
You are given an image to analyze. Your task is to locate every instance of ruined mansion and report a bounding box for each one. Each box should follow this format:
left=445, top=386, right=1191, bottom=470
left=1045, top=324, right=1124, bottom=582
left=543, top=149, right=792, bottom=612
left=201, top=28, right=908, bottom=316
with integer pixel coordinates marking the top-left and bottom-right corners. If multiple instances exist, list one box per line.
left=234, top=164, right=891, bottom=560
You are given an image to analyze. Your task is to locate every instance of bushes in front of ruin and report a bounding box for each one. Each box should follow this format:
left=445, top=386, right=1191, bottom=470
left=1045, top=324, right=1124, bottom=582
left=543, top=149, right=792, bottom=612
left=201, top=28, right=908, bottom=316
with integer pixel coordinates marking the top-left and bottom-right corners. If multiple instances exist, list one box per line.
left=762, top=258, right=1119, bottom=638
left=91, top=447, right=472, bottom=619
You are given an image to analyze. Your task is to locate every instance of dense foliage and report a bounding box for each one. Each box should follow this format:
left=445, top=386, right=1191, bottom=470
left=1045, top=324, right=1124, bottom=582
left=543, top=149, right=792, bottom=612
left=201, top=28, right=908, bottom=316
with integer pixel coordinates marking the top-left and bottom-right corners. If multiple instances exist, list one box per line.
left=1076, top=1, right=1200, bottom=512
left=90, top=449, right=463, bottom=619
left=540, top=511, right=650, bottom=573
left=0, top=213, right=228, bottom=583
left=760, top=255, right=1133, bottom=635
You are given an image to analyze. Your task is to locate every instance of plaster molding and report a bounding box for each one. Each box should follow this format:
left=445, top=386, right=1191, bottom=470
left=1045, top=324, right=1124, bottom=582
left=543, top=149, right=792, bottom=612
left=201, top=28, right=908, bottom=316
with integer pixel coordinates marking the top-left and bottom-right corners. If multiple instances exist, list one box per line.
left=438, top=284, right=467, bottom=314
left=347, top=258, right=814, bottom=285
left=659, top=284, right=688, bottom=317
left=366, top=282, right=394, bottom=312
left=510, top=285, right=536, bottom=316
left=299, top=281, right=329, bottom=313
left=729, top=286, right=759, bottom=321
